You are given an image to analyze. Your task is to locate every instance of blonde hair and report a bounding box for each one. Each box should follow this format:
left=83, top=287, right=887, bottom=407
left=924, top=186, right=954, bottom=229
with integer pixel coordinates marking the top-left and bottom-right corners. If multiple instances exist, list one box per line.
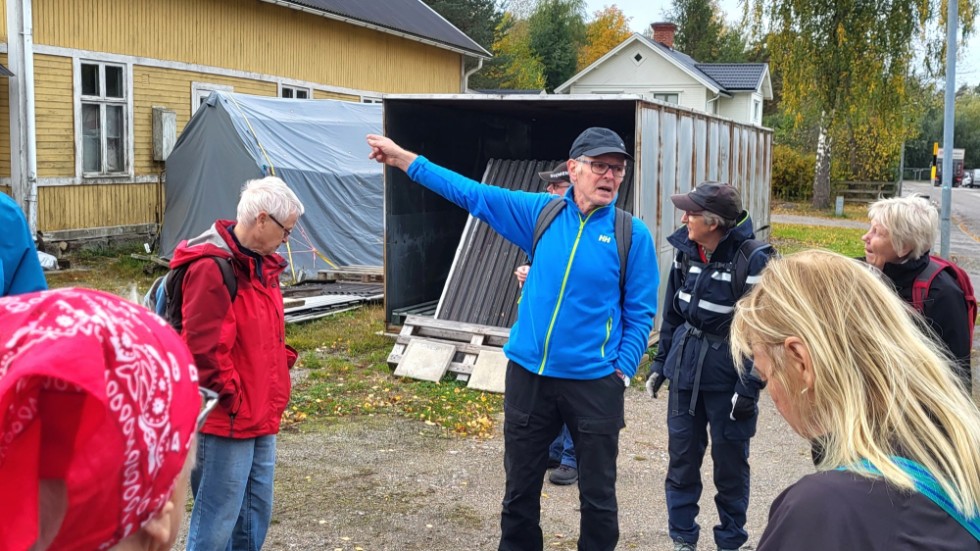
left=730, top=249, right=980, bottom=515
left=868, top=195, right=938, bottom=260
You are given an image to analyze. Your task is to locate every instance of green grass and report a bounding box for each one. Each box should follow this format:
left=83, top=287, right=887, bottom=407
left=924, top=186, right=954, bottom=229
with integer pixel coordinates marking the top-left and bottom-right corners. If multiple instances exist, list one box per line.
left=283, top=306, right=503, bottom=438
left=770, top=222, right=867, bottom=257
left=772, top=200, right=869, bottom=220
left=46, top=244, right=161, bottom=296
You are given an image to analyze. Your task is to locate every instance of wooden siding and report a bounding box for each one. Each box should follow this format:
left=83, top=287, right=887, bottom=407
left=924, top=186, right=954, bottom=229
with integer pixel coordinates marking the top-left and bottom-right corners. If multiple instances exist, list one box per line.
left=33, top=53, right=73, bottom=177
left=0, top=54, right=10, bottom=176
left=133, top=67, right=274, bottom=174
left=34, top=0, right=462, bottom=94
left=38, top=183, right=159, bottom=231
left=0, top=0, right=6, bottom=43
left=314, top=90, right=360, bottom=102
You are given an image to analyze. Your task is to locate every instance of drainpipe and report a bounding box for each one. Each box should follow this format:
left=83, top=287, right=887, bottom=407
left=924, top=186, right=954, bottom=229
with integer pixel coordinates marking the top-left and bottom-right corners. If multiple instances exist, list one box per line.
left=7, top=0, right=38, bottom=235
left=706, top=92, right=722, bottom=115
left=462, top=57, right=483, bottom=93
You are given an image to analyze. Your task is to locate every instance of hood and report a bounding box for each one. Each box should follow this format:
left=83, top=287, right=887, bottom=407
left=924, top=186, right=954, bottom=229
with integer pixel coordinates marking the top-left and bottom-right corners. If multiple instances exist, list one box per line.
left=170, top=221, right=235, bottom=269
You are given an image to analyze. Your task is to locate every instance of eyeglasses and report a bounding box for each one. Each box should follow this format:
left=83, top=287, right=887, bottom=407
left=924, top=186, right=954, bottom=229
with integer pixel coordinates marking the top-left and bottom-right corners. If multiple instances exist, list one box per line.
left=578, top=159, right=627, bottom=178
left=268, top=213, right=292, bottom=238
left=198, top=387, right=219, bottom=430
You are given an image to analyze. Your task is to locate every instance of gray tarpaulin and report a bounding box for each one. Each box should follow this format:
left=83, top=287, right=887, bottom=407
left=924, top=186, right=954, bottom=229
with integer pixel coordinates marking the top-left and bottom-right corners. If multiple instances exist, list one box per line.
left=162, top=92, right=382, bottom=280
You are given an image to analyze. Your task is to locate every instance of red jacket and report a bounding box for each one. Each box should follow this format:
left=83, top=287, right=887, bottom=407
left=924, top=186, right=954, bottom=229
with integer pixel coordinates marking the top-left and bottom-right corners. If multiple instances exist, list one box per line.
left=171, top=220, right=297, bottom=438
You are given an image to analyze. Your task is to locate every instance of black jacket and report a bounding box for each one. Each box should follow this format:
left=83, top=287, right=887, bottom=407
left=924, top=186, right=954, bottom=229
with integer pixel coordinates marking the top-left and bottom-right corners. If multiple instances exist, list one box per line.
left=881, top=253, right=971, bottom=386
left=758, top=470, right=979, bottom=550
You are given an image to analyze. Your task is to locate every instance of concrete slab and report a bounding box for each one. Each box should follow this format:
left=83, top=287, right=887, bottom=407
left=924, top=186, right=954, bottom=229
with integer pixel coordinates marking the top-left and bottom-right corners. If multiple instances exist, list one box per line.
left=393, top=339, right=455, bottom=382
left=466, top=349, right=508, bottom=393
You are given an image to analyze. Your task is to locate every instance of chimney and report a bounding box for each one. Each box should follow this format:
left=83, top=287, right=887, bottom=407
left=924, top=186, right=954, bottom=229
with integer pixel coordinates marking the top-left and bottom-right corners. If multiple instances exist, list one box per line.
left=651, top=22, right=677, bottom=49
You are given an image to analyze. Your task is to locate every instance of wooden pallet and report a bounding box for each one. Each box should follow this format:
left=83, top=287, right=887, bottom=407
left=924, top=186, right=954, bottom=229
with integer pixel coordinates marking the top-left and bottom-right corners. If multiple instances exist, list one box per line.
left=387, top=315, right=510, bottom=392
left=317, top=265, right=383, bottom=283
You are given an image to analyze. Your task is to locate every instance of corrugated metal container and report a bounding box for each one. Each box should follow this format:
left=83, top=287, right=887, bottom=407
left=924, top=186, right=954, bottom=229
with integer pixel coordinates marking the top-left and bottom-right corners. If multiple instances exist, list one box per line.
left=382, top=95, right=772, bottom=329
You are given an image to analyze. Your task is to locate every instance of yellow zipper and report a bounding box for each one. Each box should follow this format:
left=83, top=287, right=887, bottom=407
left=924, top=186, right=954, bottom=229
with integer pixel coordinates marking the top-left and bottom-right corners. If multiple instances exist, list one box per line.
left=538, top=209, right=598, bottom=374
left=601, top=316, right=612, bottom=357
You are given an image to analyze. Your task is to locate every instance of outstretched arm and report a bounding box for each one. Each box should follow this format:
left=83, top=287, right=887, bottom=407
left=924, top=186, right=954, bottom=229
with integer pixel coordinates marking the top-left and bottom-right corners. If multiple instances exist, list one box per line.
left=366, top=134, right=418, bottom=172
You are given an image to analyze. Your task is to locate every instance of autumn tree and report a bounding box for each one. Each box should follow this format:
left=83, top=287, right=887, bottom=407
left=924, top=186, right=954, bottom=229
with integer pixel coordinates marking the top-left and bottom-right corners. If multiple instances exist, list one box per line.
left=527, top=0, right=587, bottom=91
left=746, top=0, right=977, bottom=208
left=477, top=12, right=546, bottom=90
left=668, top=0, right=747, bottom=62
left=577, top=5, right=633, bottom=69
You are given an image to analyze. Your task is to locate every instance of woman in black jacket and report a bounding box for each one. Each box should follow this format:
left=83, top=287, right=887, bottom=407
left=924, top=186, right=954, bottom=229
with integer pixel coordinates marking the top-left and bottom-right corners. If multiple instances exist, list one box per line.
left=731, top=250, right=980, bottom=550
left=862, top=195, right=971, bottom=391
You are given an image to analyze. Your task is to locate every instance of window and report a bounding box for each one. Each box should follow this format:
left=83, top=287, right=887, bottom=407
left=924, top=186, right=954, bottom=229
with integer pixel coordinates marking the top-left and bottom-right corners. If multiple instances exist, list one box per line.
left=80, top=62, right=127, bottom=175
left=753, top=100, right=762, bottom=124
left=281, top=85, right=310, bottom=99
left=191, top=82, right=233, bottom=115
left=631, top=51, right=645, bottom=65
left=653, top=93, right=679, bottom=104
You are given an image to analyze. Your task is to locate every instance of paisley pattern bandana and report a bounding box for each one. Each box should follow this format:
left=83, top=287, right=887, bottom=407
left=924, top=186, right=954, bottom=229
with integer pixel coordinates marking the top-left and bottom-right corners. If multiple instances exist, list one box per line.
left=0, top=288, right=200, bottom=551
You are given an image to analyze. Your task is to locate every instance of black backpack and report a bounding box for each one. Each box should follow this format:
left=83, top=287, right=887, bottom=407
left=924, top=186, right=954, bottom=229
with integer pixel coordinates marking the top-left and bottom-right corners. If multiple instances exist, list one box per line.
left=680, top=237, right=775, bottom=297
left=531, top=197, right=633, bottom=301
left=142, top=257, right=238, bottom=333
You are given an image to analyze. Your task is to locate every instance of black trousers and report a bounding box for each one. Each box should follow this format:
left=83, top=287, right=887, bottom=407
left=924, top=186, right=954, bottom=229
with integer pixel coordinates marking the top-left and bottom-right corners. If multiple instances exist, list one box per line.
left=499, top=361, right=626, bottom=551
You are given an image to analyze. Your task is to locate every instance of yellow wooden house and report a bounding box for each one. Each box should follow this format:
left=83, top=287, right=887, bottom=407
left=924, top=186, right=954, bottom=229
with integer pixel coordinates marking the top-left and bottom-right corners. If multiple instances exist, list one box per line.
left=0, top=0, right=488, bottom=240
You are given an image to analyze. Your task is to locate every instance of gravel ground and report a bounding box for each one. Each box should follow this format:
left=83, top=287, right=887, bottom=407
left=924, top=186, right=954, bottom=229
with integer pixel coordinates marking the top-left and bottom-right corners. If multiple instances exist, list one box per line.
left=177, top=386, right=813, bottom=551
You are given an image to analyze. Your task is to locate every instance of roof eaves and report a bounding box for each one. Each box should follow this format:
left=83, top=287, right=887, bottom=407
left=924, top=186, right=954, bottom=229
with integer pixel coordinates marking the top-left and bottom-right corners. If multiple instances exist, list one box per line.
left=264, top=0, right=491, bottom=58
left=554, top=33, right=644, bottom=93
left=636, top=35, right=724, bottom=93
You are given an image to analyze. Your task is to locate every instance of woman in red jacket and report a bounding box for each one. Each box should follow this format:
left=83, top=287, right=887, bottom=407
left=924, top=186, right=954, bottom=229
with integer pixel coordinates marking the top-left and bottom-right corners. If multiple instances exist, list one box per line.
left=175, top=176, right=304, bottom=551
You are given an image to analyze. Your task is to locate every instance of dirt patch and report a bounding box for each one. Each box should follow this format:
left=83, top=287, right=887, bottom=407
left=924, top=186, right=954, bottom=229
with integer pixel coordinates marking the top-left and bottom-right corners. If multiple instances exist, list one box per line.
left=177, top=388, right=812, bottom=550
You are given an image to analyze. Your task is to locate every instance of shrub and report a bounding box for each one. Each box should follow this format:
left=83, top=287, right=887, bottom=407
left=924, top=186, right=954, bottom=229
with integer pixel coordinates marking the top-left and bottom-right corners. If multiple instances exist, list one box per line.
left=771, top=145, right=816, bottom=201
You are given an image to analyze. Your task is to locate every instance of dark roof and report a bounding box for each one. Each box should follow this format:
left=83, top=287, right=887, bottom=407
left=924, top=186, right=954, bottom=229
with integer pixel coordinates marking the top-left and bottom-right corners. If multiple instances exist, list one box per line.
left=0, top=63, right=12, bottom=77
left=695, top=64, right=767, bottom=91
left=638, top=35, right=724, bottom=91
left=281, top=0, right=490, bottom=57
left=474, top=89, right=545, bottom=95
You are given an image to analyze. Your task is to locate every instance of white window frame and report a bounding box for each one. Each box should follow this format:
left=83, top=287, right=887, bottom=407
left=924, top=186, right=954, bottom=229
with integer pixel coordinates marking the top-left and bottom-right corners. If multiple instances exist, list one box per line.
left=753, top=99, right=762, bottom=124
left=361, top=96, right=383, bottom=104
left=279, top=83, right=311, bottom=99
left=630, top=50, right=646, bottom=66
left=74, top=58, right=133, bottom=179
left=191, top=82, right=233, bottom=115
left=652, top=92, right=680, bottom=105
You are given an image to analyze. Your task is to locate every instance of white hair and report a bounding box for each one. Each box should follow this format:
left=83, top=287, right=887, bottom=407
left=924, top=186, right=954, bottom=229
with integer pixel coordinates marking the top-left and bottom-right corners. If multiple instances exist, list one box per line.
left=236, top=176, right=304, bottom=227
left=701, top=210, right=737, bottom=230
left=867, top=195, right=937, bottom=260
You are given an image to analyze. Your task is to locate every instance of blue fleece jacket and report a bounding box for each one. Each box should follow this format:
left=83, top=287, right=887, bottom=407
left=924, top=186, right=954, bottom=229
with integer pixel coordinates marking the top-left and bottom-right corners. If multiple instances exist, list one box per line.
left=1, top=193, right=46, bottom=297
left=407, top=156, right=659, bottom=380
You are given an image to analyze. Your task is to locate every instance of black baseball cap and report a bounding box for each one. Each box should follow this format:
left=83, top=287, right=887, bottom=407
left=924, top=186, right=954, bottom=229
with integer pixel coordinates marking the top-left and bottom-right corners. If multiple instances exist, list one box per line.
left=537, top=162, right=571, bottom=184
left=670, top=182, right=742, bottom=220
left=569, top=127, right=633, bottom=160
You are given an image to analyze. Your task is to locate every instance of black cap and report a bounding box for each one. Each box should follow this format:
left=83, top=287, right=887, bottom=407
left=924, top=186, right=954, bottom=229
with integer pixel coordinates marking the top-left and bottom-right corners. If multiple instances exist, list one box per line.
left=569, top=127, right=633, bottom=160
left=670, top=181, right=742, bottom=220
left=537, top=162, right=571, bottom=184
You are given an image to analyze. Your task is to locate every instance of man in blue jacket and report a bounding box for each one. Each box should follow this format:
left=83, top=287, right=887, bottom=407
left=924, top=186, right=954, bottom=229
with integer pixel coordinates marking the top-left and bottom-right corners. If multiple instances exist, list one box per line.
left=367, top=128, right=659, bottom=551
left=1, top=193, right=46, bottom=296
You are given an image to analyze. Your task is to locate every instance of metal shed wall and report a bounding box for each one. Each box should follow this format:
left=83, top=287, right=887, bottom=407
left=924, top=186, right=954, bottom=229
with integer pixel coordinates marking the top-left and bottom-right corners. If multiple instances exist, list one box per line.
left=383, top=96, right=771, bottom=328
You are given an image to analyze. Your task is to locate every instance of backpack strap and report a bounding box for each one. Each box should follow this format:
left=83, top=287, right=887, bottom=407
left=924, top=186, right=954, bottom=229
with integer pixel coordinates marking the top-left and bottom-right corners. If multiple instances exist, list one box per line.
left=531, top=198, right=632, bottom=302
left=531, top=197, right=566, bottom=260
left=614, top=208, right=632, bottom=303
left=912, top=259, right=944, bottom=313
left=165, top=256, right=238, bottom=333
left=839, top=457, right=980, bottom=541
left=732, top=239, right=774, bottom=297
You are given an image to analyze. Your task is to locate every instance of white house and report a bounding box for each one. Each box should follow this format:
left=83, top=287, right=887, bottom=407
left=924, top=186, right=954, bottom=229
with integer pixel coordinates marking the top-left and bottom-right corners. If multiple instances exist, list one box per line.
left=555, top=23, right=772, bottom=126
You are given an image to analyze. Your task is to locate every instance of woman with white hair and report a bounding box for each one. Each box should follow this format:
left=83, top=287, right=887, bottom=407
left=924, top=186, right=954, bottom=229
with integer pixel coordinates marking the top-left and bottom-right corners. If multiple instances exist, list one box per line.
left=731, top=250, right=980, bottom=549
left=862, top=195, right=971, bottom=390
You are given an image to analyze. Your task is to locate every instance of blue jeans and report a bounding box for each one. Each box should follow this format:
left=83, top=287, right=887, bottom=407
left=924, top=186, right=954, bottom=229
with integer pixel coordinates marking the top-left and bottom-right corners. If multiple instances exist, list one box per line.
left=548, top=425, right=577, bottom=469
left=187, top=434, right=277, bottom=551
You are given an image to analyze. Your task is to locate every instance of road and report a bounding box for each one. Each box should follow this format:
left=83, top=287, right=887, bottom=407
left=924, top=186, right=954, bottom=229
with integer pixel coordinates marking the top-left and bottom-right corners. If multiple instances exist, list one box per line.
left=902, top=180, right=980, bottom=283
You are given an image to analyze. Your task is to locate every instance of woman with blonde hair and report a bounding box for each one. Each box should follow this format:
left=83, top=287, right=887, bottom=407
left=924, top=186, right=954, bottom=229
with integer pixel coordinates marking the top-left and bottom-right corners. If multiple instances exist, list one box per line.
left=730, top=249, right=980, bottom=549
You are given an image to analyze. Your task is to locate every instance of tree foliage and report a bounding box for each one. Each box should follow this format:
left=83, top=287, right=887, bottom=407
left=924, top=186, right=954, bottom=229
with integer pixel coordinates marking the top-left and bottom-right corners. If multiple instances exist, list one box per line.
left=477, top=12, right=546, bottom=90
left=527, top=0, right=587, bottom=91
left=422, top=0, right=504, bottom=50
left=747, top=0, right=977, bottom=208
left=577, top=5, right=633, bottom=70
left=668, top=0, right=748, bottom=62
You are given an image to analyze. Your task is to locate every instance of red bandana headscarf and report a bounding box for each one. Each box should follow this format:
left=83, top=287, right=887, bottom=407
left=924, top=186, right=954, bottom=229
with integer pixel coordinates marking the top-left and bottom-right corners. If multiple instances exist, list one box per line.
left=0, top=288, right=200, bottom=551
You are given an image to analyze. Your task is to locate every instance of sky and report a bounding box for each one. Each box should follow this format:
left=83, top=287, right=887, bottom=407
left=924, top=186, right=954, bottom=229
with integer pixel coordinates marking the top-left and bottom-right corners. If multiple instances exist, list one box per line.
left=583, top=0, right=980, bottom=87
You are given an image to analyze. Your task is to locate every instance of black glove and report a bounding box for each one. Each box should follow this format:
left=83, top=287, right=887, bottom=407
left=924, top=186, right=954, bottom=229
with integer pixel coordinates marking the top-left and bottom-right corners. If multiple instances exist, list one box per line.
left=645, top=370, right=667, bottom=398
left=729, top=393, right=757, bottom=421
